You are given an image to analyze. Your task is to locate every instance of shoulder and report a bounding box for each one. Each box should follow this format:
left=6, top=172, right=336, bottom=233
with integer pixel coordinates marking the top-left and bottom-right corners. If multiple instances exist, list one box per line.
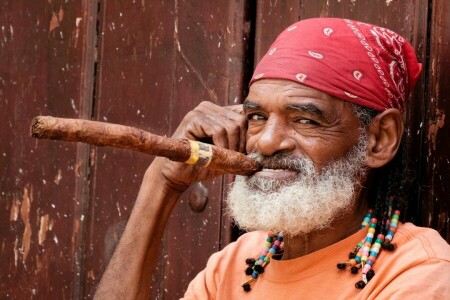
left=362, top=223, right=450, bottom=299
left=360, top=223, right=450, bottom=299
left=394, top=222, right=450, bottom=261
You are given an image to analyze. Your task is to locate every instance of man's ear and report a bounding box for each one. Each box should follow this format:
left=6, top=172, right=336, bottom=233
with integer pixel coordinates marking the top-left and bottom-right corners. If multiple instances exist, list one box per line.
left=365, top=108, right=404, bottom=168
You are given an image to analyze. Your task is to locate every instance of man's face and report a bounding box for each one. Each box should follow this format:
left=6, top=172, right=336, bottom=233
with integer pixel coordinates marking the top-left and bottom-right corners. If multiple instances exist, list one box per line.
left=226, top=79, right=368, bottom=236
left=244, top=79, right=362, bottom=172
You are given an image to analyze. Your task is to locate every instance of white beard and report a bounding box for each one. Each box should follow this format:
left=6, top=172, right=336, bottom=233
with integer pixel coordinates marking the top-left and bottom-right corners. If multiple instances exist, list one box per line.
left=226, top=136, right=368, bottom=237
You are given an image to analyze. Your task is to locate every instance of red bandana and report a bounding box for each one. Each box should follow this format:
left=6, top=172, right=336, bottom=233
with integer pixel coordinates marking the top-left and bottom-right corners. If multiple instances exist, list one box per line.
left=250, top=18, right=422, bottom=111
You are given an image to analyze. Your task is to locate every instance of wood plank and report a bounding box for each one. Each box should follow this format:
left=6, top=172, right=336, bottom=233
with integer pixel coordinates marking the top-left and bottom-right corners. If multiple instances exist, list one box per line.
left=0, top=0, right=96, bottom=298
left=255, top=0, right=300, bottom=63
left=420, top=0, right=450, bottom=241
left=84, top=1, right=252, bottom=298
left=82, top=0, right=176, bottom=297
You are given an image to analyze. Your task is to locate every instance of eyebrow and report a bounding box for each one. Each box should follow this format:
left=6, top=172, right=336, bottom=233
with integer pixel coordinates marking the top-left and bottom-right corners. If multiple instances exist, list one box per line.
left=286, top=104, right=324, bottom=116
left=243, top=99, right=260, bottom=109
left=243, top=99, right=325, bottom=117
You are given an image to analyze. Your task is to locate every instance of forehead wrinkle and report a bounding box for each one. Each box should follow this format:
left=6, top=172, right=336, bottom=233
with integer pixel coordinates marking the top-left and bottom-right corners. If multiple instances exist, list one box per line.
left=285, top=104, right=324, bottom=117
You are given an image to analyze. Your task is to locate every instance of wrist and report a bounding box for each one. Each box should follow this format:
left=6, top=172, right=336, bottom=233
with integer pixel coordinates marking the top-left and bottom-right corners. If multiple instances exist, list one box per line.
left=144, top=158, right=190, bottom=195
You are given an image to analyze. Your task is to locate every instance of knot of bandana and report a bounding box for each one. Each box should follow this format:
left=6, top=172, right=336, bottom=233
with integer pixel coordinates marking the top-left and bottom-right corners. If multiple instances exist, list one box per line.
left=250, top=18, right=422, bottom=112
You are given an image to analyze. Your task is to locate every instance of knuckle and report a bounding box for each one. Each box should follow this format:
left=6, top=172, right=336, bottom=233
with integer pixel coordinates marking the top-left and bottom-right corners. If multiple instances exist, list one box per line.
left=224, top=122, right=239, bottom=134
left=196, top=101, right=213, bottom=110
left=213, top=125, right=227, bottom=135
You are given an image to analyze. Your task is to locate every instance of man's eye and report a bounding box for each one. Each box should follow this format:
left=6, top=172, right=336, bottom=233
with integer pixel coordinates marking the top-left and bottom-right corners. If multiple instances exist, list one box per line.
left=296, top=119, right=319, bottom=125
left=247, top=114, right=265, bottom=121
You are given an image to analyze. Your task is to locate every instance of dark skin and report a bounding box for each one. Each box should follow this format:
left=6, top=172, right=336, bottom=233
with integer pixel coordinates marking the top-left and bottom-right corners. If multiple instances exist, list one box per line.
left=94, top=79, right=404, bottom=299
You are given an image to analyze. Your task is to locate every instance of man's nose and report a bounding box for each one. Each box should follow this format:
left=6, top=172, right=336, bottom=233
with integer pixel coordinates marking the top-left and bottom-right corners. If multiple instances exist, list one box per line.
left=255, top=117, right=295, bottom=156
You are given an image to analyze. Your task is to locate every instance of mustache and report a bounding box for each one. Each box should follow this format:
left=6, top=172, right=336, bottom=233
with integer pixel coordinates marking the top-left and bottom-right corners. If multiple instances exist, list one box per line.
left=247, top=153, right=315, bottom=174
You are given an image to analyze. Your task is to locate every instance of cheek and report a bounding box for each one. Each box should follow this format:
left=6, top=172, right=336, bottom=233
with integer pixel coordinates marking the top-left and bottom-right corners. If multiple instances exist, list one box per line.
left=245, top=124, right=266, bottom=153
left=306, top=135, right=361, bottom=167
left=245, top=134, right=257, bottom=153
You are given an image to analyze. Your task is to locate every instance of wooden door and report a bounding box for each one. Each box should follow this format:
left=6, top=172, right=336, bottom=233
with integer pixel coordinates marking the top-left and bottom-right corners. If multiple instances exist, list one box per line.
left=83, top=1, right=253, bottom=298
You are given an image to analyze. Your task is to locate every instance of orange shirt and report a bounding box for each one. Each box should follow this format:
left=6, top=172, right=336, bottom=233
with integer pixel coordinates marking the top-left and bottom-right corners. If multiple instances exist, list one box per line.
left=183, top=223, right=450, bottom=299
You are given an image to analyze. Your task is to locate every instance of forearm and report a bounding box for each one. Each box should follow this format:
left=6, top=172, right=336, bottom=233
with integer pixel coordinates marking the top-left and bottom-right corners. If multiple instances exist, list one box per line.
left=94, top=158, right=184, bottom=299
left=94, top=102, right=246, bottom=299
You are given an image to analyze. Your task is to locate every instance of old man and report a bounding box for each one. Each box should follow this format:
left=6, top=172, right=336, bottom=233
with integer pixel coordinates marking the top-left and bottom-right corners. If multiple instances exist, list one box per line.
left=95, top=18, right=450, bottom=299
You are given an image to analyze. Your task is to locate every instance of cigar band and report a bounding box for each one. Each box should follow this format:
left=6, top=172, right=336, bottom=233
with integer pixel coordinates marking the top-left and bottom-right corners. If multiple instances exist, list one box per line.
left=185, top=140, right=213, bottom=167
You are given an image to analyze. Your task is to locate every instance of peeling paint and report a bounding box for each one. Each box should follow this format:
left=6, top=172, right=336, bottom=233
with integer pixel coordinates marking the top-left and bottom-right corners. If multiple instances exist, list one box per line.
left=38, top=214, right=49, bottom=245
left=87, top=269, right=96, bottom=280
left=13, top=238, right=19, bottom=267
left=76, top=17, right=82, bottom=27
left=71, top=98, right=79, bottom=114
left=54, top=168, right=63, bottom=185
left=386, top=0, right=393, bottom=5
left=427, top=108, right=445, bottom=152
left=20, top=187, right=32, bottom=265
left=49, top=6, right=64, bottom=33
left=9, top=198, right=20, bottom=221
left=75, top=160, right=83, bottom=176
left=116, top=202, right=122, bottom=216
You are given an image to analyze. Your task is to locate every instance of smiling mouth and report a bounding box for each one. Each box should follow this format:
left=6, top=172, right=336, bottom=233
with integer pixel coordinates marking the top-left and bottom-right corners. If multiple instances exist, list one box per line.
left=252, top=168, right=298, bottom=180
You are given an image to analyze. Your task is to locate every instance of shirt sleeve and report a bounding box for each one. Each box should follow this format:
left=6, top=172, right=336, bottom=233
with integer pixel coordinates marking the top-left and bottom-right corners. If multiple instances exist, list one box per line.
left=180, top=232, right=261, bottom=299
left=181, top=269, right=214, bottom=300
left=181, top=247, right=227, bottom=300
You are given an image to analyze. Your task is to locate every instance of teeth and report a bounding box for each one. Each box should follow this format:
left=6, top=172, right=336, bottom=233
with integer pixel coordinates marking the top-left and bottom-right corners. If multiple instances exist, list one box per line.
left=262, top=168, right=289, bottom=172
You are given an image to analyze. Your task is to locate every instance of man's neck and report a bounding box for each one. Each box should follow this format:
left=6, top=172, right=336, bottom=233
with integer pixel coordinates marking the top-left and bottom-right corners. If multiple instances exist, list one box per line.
left=281, top=199, right=368, bottom=260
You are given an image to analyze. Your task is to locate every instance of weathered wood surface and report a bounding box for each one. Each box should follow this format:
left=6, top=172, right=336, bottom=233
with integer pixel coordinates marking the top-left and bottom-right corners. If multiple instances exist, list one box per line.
left=0, top=0, right=96, bottom=299
left=81, top=1, right=253, bottom=299
left=419, top=0, right=450, bottom=240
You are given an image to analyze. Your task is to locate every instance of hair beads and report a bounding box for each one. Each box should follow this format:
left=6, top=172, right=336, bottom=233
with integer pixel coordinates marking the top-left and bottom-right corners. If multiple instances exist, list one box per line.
left=337, top=209, right=400, bottom=289
left=241, top=208, right=400, bottom=292
left=242, top=233, right=284, bottom=292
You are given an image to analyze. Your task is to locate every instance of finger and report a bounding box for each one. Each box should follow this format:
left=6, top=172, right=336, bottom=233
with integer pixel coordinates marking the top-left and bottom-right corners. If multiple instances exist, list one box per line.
left=222, top=107, right=247, bottom=152
left=217, top=117, right=240, bottom=151
left=206, top=120, right=230, bottom=149
left=185, top=115, right=230, bottom=149
left=225, top=104, right=244, bottom=115
left=195, top=102, right=244, bottom=150
left=175, top=102, right=246, bottom=151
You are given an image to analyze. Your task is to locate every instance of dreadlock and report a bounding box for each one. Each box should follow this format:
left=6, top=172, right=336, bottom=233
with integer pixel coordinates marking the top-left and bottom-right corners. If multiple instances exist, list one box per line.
left=337, top=104, right=418, bottom=289
left=352, top=103, right=416, bottom=224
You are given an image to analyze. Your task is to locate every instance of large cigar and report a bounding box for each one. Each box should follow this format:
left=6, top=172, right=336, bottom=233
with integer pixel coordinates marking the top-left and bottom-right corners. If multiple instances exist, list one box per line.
left=31, top=116, right=260, bottom=176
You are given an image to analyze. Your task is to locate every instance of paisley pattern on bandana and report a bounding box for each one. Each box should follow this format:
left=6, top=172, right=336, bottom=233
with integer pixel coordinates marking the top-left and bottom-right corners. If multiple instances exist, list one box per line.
left=250, top=18, right=422, bottom=112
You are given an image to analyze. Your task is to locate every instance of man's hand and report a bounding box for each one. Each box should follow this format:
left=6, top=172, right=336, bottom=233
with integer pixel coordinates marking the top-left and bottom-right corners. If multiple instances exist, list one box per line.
left=151, top=101, right=247, bottom=192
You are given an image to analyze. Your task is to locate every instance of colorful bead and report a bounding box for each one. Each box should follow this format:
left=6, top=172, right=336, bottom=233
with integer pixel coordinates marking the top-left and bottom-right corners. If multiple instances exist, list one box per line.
left=336, top=208, right=401, bottom=290
left=362, top=264, right=371, bottom=274
left=242, top=232, right=285, bottom=292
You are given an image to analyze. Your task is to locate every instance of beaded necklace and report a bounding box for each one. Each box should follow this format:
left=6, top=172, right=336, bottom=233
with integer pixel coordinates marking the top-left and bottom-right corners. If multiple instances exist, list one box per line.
left=241, top=208, right=400, bottom=292
left=242, top=233, right=284, bottom=292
